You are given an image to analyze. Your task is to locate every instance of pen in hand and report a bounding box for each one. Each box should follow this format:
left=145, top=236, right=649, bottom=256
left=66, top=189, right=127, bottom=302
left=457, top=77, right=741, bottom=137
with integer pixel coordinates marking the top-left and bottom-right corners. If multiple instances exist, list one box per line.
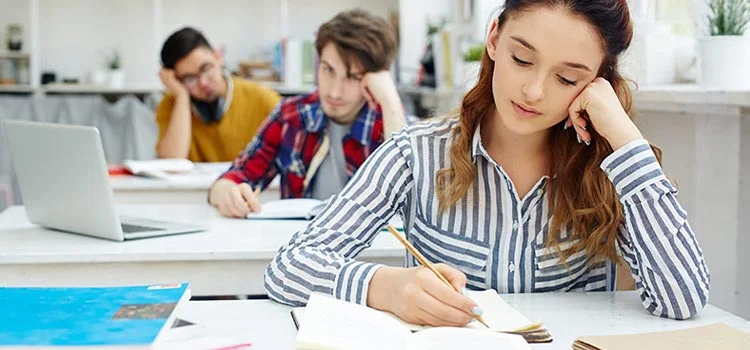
left=385, top=225, right=490, bottom=328
left=245, top=187, right=261, bottom=213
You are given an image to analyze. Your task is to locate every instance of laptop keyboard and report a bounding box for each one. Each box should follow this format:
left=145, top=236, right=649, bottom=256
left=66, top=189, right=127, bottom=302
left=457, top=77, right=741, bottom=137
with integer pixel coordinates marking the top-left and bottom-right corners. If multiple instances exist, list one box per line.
left=121, top=223, right=165, bottom=234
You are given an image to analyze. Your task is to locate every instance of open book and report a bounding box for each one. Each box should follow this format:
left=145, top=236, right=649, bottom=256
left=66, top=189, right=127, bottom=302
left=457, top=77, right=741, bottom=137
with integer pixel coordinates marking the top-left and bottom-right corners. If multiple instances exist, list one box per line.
left=121, top=159, right=230, bottom=181
left=246, top=198, right=327, bottom=220
left=122, top=158, right=196, bottom=178
left=294, top=292, right=532, bottom=350
left=292, top=290, right=552, bottom=349
left=573, top=323, right=750, bottom=350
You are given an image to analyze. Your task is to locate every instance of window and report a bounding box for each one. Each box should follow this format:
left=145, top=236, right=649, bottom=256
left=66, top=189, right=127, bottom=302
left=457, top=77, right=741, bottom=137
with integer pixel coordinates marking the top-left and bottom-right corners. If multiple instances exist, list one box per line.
left=658, top=0, right=695, bottom=36
left=630, top=0, right=696, bottom=35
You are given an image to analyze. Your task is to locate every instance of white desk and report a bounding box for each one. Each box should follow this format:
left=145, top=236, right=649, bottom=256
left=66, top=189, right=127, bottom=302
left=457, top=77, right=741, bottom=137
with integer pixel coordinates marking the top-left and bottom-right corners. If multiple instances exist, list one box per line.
left=0, top=205, right=405, bottom=296
left=110, top=176, right=280, bottom=205
left=174, top=292, right=750, bottom=350
left=110, top=164, right=282, bottom=205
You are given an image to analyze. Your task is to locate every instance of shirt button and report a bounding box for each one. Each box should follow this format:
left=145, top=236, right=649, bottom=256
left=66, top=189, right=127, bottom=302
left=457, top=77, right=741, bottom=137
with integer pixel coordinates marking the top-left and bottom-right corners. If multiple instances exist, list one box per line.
left=605, top=167, right=612, bottom=174
left=509, top=263, right=516, bottom=272
left=537, top=189, right=544, bottom=196
left=512, top=221, right=519, bottom=230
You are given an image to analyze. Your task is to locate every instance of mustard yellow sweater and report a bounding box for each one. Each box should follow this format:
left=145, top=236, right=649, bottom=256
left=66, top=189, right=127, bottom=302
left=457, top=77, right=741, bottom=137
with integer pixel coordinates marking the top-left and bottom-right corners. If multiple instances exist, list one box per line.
left=156, top=77, right=281, bottom=162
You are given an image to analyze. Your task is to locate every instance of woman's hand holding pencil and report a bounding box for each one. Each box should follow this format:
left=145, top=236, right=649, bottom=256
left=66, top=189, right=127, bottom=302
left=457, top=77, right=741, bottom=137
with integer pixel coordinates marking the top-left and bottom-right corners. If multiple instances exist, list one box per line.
left=365, top=226, right=488, bottom=328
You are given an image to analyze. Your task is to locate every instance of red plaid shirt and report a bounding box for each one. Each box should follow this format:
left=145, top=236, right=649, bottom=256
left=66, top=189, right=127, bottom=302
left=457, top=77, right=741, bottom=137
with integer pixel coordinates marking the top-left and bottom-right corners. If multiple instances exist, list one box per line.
left=219, top=91, right=384, bottom=198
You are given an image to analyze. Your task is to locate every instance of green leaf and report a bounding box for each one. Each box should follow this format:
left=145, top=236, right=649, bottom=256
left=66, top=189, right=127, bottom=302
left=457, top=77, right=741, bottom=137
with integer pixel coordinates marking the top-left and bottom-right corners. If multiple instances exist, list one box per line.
left=463, top=44, right=484, bottom=62
left=706, top=0, right=750, bottom=35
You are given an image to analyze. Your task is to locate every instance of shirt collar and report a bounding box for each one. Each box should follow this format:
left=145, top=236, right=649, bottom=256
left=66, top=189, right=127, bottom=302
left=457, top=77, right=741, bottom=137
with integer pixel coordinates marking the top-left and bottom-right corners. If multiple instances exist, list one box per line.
left=301, top=92, right=380, bottom=146
left=222, top=70, right=234, bottom=114
left=471, top=122, right=553, bottom=180
left=471, top=123, right=485, bottom=161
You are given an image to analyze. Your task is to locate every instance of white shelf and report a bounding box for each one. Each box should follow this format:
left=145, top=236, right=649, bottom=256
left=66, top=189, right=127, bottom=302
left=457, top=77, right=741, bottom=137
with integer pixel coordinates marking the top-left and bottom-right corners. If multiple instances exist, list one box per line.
left=258, top=81, right=460, bottom=97
left=633, top=84, right=750, bottom=107
left=0, top=84, right=34, bottom=93
left=397, top=84, right=457, bottom=96
left=42, top=83, right=163, bottom=95
left=256, top=81, right=316, bottom=95
left=0, top=51, right=30, bottom=60
left=45, top=82, right=309, bottom=96
left=7, top=82, right=750, bottom=111
left=0, top=82, right=314, bottom=96
left=396, top=83, right=750, bottom=108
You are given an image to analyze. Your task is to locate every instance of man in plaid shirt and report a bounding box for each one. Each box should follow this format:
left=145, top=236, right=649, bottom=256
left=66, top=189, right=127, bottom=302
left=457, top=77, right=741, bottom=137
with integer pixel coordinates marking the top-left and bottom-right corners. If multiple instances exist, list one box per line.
left=209, top=9, right=406, bottom=218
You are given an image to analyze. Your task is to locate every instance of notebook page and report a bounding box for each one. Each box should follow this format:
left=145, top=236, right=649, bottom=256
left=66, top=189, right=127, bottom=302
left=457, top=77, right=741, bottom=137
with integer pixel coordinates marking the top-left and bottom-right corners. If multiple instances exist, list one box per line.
left=401, top=290, right=535, bottom=332
left=295, top=293, right=412, bottom=350
left=123, top=159, right=195, bottom=175
left=409, top=327, right=531, bottom=350
left=466, top=289, right=537, bottom=332
left=246, top=199, right=324, bottom=219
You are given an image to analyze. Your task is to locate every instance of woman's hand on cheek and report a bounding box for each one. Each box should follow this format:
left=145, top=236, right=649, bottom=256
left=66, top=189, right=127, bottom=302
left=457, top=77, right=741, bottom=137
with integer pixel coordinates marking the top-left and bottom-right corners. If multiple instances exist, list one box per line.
left=565, top=77, right=643, bottom=150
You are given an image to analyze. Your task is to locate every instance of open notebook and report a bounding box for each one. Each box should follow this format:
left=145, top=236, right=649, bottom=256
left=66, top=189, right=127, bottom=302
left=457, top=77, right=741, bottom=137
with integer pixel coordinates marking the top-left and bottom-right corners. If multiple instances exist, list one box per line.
left=293, top=292, right=532, bottom=350
left=246, top=198, right=327, bottom=220
left=573, top=323, right=750, bottom=350
left=121, top=159, right=230, bottom=182
left=292, top=290, right=552, bottom=348
left=122, top=158, right=196, bottom=178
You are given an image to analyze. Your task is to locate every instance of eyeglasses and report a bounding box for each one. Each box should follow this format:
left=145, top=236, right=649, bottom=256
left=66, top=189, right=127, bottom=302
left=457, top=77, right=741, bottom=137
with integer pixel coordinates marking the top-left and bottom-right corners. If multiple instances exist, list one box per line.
left=179, top=63, right=215, bottom=88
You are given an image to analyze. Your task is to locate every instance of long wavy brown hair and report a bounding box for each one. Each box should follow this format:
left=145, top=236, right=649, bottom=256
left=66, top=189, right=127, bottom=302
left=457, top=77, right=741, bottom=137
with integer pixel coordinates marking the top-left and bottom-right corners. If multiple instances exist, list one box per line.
left=436, top=0, right=664, bottom=264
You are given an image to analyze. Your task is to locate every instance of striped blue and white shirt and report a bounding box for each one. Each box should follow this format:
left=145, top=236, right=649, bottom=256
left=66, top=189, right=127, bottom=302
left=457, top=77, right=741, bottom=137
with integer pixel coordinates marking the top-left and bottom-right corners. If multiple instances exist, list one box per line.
left=264, top=117, right=710, bottom=320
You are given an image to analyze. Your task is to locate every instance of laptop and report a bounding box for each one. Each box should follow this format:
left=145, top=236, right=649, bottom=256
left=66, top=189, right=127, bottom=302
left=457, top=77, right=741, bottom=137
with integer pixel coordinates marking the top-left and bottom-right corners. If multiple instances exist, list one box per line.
left=3, top=119, right=205, bottom=241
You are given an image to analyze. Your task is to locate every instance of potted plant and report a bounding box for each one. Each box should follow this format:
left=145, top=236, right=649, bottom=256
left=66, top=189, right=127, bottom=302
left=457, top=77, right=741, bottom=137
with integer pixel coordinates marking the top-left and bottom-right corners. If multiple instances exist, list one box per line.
left=417, top=18, right=447, bottom=88
left=461, top=44, right=484, bottom=89
left=6, top=24, right=22, bottom=51
left=698, top=0, right=750, bottom=89
left=107, top=49, right=125, bottom=88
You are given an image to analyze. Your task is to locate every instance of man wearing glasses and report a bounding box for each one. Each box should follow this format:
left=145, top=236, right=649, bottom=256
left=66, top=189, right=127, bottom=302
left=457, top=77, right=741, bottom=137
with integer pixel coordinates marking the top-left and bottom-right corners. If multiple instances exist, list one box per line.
left=155, top=27, right=281, bottom=162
